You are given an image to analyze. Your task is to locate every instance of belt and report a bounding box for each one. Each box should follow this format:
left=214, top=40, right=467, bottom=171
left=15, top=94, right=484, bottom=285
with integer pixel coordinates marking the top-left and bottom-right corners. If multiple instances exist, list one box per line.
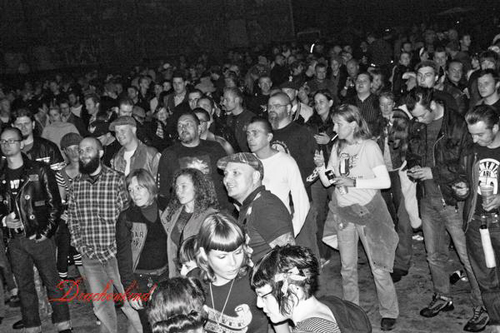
left=135, top=265, right=168, bottom=277
left=472, top=213, right=500, bottom=226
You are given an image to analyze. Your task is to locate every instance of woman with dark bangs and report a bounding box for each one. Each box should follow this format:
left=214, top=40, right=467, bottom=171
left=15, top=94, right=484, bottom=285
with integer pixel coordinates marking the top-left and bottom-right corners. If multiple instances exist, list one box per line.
left=194, top=212, right=268, bottom=333
left=161, top=168, right=219, bottom=277
left=251, top=245, right=342, bottom=333
left=148, top=276, right=207, bottom=333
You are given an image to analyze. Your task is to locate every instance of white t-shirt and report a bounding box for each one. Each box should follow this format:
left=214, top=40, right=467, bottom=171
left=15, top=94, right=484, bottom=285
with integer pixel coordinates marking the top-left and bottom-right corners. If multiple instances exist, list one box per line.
left=259, top=151, right=310, bottom=235
left=328, top=140, right=385, bottom=207
left=123, top=149, right=136, bottom=176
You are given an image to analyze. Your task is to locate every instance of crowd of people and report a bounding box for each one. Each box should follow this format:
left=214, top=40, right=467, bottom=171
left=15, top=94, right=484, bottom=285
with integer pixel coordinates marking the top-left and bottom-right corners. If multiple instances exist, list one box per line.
left=0, top=19, right=500, bottom=333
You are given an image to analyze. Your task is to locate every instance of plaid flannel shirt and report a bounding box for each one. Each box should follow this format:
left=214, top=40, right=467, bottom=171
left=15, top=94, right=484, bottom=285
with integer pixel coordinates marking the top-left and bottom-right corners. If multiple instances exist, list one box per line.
left=67, top=165, right=129, bottom=263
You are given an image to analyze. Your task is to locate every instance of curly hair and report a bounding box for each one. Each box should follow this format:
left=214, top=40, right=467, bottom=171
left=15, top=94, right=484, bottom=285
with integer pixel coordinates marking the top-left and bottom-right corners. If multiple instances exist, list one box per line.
left=148, top=277, right=206, bottom=329
left=151, top=310, right=206, bottom=333
left=195, top=212, right=253, bottom=283
left=251, top=245, right=319, bottom=317
left=165, top=168, right=219, bottom=221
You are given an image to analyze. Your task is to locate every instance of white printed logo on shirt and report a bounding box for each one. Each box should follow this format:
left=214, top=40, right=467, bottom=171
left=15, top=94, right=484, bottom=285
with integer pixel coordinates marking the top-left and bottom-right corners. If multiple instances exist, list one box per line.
left=478, top=157, right=499, bottom=195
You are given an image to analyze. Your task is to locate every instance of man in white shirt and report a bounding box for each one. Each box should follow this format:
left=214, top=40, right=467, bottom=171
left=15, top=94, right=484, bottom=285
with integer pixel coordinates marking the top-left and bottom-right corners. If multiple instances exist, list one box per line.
left=246, top=117, right=311, bottom=239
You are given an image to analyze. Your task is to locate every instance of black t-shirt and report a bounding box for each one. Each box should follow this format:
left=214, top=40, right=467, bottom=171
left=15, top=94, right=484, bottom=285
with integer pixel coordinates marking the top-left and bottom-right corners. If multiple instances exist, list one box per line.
left=474, top=144, right=500, bottom=214
left=271, top=121, right=317, bottom=188
left=158, top=140, right=229, bottom=210
left=135, top=212, right=168, bottom=270
left=7, top=166, right=23, bottom=198
left=6, top=166, right=24, bottom=217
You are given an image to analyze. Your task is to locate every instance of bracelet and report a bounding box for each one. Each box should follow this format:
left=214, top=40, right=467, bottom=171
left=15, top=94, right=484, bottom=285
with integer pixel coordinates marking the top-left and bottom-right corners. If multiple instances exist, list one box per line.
left=352, top=178, right=356, bottom=188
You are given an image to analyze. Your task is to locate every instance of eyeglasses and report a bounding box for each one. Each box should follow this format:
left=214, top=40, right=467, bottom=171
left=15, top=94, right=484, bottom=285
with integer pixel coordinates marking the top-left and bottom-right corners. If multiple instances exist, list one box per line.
left=267, top=104, right=288, bottom=111
left=0, top=139, right=21, bottom=145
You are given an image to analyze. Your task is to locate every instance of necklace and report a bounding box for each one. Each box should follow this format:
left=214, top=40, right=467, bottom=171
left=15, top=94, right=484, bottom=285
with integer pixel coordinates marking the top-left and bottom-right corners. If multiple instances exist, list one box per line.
left=209, top=278, right=235, bottom=328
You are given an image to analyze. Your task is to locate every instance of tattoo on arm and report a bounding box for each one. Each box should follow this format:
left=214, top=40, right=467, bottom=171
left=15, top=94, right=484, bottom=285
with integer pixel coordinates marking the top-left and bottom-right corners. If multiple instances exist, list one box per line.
left=269, top=232, right=295, bottom=248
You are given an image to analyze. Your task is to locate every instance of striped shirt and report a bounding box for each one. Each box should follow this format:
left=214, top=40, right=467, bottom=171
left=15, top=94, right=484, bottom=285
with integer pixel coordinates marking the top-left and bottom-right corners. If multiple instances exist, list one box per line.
left=292, top=317, right=341, bottom=333
left=67, top=165, right=129, bottom=263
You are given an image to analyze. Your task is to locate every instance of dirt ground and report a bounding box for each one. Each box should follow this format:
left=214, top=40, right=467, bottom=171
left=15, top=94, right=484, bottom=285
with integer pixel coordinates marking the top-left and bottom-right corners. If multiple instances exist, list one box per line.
left=0, top=235, right=495, bottom=333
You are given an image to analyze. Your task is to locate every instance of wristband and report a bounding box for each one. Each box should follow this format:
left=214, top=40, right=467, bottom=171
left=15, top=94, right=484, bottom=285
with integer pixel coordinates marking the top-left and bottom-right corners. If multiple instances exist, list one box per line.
left=352, top=178, right=357, bottom=188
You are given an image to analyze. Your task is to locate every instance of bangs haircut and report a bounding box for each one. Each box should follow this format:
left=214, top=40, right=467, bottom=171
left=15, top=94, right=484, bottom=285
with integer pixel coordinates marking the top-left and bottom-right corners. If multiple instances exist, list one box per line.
left=126, top=168, right=158, bottom=199
left=198, top=213, right=245, bottom=252
left=196, top=212, right=252, bottom=283
left=251, top=245, right=319, bottom=316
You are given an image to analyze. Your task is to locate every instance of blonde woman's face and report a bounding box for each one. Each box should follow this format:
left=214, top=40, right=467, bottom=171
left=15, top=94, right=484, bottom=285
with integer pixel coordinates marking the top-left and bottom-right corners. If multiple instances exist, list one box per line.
left=333, top=115, right=355, bottom=141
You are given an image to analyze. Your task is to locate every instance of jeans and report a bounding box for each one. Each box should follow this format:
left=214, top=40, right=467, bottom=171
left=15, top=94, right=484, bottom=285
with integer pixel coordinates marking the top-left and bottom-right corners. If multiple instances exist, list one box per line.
left=82, top=256, right=143, bottom=333
left=381, top=171, right=413, bottom=272
left=420, top=196, right=483, bottom=307
left=55, top=221, right=71, bottom=278
left=311, top=180, right=334, bottom=259
left=8, top=237, right=71, bottom=332
left=338, top=222, right=399, bottom=318
left=133, top=271, right=169, bottom=333
left=466, top=217, right=500, bottom=325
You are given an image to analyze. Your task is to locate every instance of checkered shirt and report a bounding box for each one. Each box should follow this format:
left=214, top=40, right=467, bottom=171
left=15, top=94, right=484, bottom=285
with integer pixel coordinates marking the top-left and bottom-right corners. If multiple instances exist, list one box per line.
left=67, top=165, right=129, bottom=263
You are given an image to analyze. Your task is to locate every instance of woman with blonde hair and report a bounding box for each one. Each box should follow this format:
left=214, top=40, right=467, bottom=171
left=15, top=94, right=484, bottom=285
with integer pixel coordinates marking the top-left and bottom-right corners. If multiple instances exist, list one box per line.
left=314, top=104, right=399, bottom=331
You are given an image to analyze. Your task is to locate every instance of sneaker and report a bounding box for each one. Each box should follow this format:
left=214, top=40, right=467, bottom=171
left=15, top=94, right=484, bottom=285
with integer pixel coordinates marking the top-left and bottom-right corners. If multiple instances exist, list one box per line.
left=420, top=293, right=454, bottom=317
left=463, top=306, right=489, bottom=332
left=8, top=295, right=20, bottom=307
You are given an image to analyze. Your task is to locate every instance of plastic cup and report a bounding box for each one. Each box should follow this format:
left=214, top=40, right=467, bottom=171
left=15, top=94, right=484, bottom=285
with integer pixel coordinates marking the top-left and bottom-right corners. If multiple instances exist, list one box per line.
left=480, top=184, right=494, bottom=204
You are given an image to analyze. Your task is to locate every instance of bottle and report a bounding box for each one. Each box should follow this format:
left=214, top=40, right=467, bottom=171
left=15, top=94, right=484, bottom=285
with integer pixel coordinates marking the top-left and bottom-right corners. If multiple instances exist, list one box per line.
left=480, top=225, right=497, bottom=268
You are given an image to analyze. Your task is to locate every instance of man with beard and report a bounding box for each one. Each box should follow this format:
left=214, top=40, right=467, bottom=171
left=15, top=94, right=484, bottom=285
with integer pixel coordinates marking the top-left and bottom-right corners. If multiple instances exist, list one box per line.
left=0, top=127, right=72, bottom=333
left=67, top=137, right=142, bottom=333
left=12, top=108, right=65, bottom=171
left=157, top=111, right=230, bottom=210
left=267, top=92, right=317, bottom=190
left=110, top=116, right=160, bottom=178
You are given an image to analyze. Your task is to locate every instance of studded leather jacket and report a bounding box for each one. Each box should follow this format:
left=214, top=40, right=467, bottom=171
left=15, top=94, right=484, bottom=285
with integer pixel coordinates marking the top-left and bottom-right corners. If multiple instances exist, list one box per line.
left=0, top=155, right=62, bottom=239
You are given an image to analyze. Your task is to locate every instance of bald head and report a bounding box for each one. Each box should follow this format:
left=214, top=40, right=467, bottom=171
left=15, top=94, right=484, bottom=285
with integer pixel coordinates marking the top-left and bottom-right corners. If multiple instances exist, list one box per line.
left=269, top=91, right=291, bottom=105
left=81, top=137, right=103, bottom=152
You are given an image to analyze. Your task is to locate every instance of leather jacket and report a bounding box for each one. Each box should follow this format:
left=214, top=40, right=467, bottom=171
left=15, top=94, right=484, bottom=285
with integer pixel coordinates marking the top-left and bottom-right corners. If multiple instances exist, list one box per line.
left=0, top=155, right=62, bottom=239
left=111, top=140, right=160, bottom=179
left=408, top=106, right=471, bottom=206
left=27, top=137, right=65, bottom=171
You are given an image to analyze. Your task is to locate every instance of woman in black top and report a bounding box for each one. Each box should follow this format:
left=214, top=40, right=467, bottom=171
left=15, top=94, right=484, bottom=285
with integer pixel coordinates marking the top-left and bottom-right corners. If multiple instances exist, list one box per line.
left=116, top=168, right=169, bottom=333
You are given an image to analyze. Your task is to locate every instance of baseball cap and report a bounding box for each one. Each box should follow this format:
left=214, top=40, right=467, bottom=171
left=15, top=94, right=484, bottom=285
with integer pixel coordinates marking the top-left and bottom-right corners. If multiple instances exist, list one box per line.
left=88, top=121, right=110, bottom=138
left=217, top=153, right=264, bottom=179
left=109, top=116, right=137, bottom=131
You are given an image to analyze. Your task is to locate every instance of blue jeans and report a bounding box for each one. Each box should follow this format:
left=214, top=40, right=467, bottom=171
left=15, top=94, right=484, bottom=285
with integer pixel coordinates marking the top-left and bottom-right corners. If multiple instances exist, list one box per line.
left=82, top=256, right=142, bottom=333
left=338, top=222, right=399, bottom=318
left=8, top=237, right=71, bottom=332
left=466, top=217, right=500, bottom=324
left=420, top=196, right=483, bottom=307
